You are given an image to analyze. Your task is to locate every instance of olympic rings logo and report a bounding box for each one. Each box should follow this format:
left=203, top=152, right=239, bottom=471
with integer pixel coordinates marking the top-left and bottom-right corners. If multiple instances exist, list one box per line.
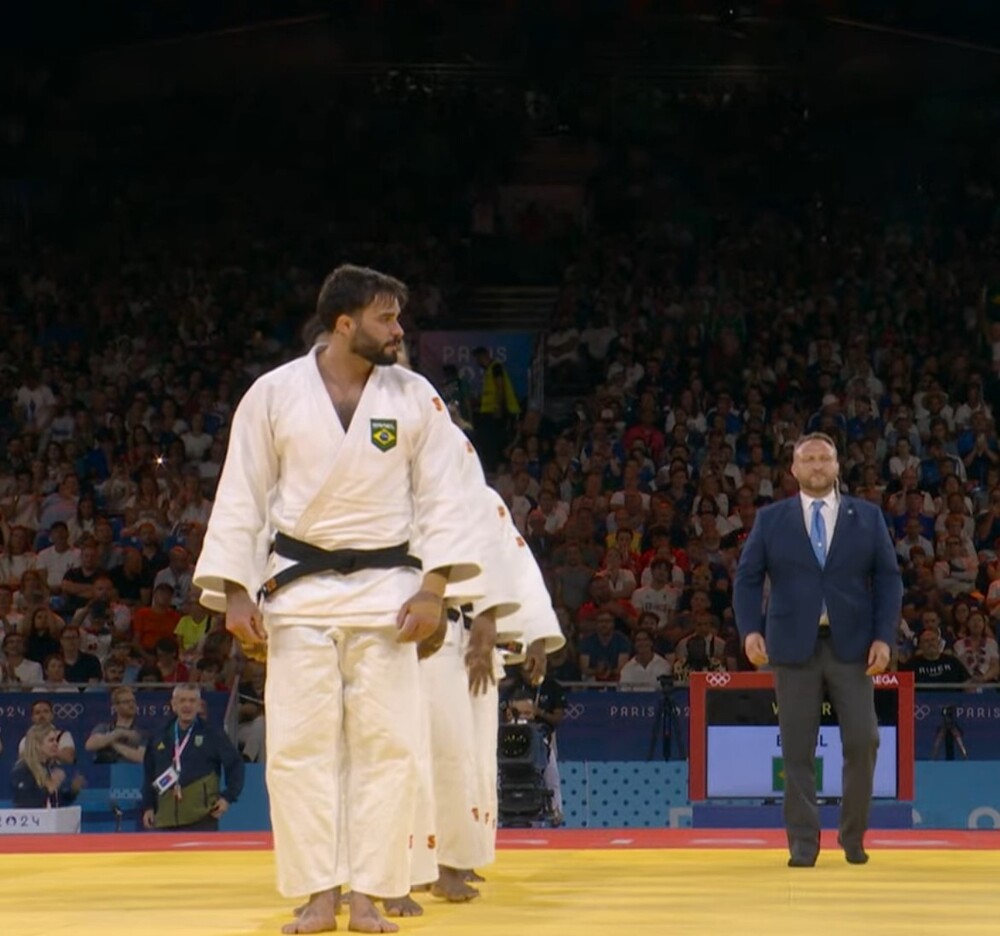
left=51, top=703, right=85, bottom=721
left=914, top=704, right=932, bottom=721
left=705, top=673, right=732, bottom=688
left=564, top=704, right=585, bottom=720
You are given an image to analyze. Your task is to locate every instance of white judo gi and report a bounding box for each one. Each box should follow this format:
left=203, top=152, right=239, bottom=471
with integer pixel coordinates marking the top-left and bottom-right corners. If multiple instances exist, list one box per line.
left=194, top=349, right=479, bottom=900
left=410, top=430, right=564, bottom=880
left=409, top=427, right=520, bottom=885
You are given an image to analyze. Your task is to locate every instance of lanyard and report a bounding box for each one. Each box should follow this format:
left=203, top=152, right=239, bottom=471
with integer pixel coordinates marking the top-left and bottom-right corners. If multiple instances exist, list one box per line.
left=173, top=721, right=195, bottom=773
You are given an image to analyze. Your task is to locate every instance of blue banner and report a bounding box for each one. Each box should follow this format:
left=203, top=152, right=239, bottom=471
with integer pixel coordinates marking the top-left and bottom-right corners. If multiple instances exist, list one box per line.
left=557, top=689, right=1000, bottom=762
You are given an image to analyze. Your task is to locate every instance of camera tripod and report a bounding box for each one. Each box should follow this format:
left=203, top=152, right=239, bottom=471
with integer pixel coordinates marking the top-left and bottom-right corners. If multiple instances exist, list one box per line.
left=646, top=677, right=687, bottom=761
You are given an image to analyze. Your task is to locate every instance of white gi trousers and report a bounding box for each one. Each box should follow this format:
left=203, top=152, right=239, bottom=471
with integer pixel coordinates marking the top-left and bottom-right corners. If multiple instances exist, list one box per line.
left=410, top=617, right=481, bottom=884
left=467, top=650, right=504, bottom=867
left=264, top=617, right=420, bottom=899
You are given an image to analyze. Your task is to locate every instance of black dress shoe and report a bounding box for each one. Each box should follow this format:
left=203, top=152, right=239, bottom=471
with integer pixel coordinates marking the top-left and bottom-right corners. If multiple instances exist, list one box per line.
left=837, top=835, right=869, bottom=864
left=787, top=855, right=817, bottom=868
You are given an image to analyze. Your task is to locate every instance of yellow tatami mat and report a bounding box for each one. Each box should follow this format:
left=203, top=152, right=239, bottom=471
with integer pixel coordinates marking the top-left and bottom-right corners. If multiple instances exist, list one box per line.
left=0, top=836, right=997, bottom=936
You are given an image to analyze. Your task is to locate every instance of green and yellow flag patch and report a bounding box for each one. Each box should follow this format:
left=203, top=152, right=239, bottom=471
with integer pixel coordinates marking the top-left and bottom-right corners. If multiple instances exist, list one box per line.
left=370, top=419, right=397, bottom=452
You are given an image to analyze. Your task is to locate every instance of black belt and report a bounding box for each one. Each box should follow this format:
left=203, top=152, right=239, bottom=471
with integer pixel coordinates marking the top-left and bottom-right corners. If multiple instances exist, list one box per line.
left=258, top=532, right=422, bottom=600
left=447, top=603, right=474, bottom=627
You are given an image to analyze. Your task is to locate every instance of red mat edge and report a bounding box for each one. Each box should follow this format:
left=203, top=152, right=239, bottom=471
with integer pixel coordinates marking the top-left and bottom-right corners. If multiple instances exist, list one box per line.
left=2, top=828, right=999, bottom=855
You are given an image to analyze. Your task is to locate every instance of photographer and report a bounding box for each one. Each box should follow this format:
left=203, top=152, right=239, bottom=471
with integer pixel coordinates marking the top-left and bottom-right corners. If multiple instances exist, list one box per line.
left=500, top=663, right=567, bottom=825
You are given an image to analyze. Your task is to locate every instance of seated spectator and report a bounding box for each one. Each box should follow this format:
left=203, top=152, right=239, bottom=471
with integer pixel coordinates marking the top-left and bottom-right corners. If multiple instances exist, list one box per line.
left=154, top=637, right=189, bottom=683
left=933, top=535, right=978, bottom=596
left=39, top=654, right=78, bottom=692
left=0, top=524, right=38, bottom=589
left=59, top=625, right=103, bottom=684
left=903, top=631, right=971, bottom=685
left=600, top=547, right=637, bottom=600
left=552, top=543, right=594, bottom=615
left=18, top=699, right=76, bottom=763
left=1, top=632, right=43, bottom=685
left=952, top=611, right=1000, bottom=685
left=673, top=613, right=728, bottom=681
left=85, top=686, right=148, bottom=764
left=631, top=558, right=683, bottom=632
left=133, top=583, right=182, bottom=655
left=11, top=723, right=85, bottom=808
left=0, top=584, right=23, bottom=638
left=24, top=607, right=61, bottom=664
left=72, top=575, right=130, bottom=661
left=34, top=521, right=79, bottom=595
left=618, top=628, right=671, bottom=691
left=111, top=546, right=155, bottom=608
left=578, top=611, right=632, bottom=682
left=15, top=569, right=50, bottom=614
left=576, top=574, right=639, bottom=638
left=60, top=540, right=105, bottom=616
left=153, top=545, right=193, bottom=609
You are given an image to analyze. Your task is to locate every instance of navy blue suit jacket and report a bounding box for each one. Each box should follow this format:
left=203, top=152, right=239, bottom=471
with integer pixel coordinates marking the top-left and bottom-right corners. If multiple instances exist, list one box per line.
left=733, top=495, right=903, bottom=665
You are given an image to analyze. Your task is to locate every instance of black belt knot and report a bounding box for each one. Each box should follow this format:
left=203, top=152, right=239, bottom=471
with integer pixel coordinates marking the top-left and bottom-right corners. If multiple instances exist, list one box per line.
left=258, top=532, right=422, bottom=601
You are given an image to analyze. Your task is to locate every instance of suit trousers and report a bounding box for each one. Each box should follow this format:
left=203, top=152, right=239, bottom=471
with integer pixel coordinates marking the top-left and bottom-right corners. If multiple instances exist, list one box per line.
left=264, top=619, right=420, bottom=899
left=773, top=633, right=879, bottom=860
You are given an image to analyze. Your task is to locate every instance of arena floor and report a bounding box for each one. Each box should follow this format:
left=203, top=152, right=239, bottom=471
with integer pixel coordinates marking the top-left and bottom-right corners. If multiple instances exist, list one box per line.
left=1, top=828, right=997, bottom=935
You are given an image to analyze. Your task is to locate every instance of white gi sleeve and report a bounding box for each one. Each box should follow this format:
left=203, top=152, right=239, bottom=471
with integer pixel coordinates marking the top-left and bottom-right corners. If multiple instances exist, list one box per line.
left=193, top=381, right=277, bottom=611
left=408, top=388, right=481, bottom=584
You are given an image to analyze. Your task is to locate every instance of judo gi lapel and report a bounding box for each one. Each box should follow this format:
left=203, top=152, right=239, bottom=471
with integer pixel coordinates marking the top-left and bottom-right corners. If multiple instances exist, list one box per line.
left=293, top=353, right=382, bottom=539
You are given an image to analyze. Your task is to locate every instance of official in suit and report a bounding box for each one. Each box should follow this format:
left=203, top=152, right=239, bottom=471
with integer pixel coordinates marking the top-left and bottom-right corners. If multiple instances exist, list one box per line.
left=733, top=432, right=902, bottom=867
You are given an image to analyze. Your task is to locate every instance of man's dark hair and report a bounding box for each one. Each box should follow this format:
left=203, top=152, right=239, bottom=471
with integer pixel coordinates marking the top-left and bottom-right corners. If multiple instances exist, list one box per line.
left=315, top=264, right=408, bottom=332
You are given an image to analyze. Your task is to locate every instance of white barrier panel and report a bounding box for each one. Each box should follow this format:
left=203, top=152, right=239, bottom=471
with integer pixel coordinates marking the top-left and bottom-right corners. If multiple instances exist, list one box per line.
left=0, top=806, right=82, bottom=834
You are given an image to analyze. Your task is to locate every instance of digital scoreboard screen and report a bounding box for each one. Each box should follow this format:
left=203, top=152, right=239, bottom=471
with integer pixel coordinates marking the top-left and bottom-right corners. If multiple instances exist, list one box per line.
left=704, top=688, right=899, bottom=799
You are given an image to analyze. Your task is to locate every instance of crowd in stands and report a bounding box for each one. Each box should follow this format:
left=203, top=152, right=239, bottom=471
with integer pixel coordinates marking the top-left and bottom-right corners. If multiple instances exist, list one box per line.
left=1, top=56, right=998, bottom=790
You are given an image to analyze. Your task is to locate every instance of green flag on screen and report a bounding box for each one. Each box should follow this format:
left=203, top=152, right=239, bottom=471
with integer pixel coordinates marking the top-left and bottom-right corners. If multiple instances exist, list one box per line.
left=772, top=757, right=824, bottom=792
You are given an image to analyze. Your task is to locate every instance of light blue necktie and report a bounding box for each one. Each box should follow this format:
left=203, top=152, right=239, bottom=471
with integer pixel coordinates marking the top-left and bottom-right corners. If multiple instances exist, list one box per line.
left=810, top=499, right=827, bottom=567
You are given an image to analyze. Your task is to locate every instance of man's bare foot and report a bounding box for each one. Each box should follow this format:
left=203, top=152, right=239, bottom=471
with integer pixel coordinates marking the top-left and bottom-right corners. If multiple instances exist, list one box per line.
left=430, top=866, right=480, bottom=903
left=348, top=893, right=398, bottom=934
left=282, top=889, right=338, bottom=934
left=463, top=870, right=485, bottom=883
left=381, top=895, right=423, bottom=917
left=294, top=889, right=343, bottom=918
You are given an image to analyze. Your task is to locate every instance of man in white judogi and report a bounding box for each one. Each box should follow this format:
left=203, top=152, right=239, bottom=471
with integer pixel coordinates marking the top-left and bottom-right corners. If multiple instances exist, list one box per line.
left=194, top=264, right=479, bottom=936
left=406, top=427, right=564, bottom=906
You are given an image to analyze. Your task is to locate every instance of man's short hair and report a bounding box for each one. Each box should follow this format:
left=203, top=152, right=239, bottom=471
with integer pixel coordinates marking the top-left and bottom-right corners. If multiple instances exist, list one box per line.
left=111, top=686, right=135, bottom=706
left=315, top=264, right=408, bottom=332
left=172, top=682, right=202, bottom=699
left=793, top=432, right=838, bottom=456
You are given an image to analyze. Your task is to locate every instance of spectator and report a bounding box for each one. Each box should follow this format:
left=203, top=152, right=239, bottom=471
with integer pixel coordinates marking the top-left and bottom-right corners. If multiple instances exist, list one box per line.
left=1, top=633, right=43, bottom=685
left=618, top=628, right=672, bottom=691
left=952, top=611, right=1000, bottom=685
left=24, top=607, right=61, bottom=664
left=59, top=626, right=103, bottom=684
left=132, top=583, right=182, bottom=655
left=903, top=631, right=971, bottom=686
left=578, top=611, right=632, bottom=682
left=11, top=723, right=85, bottom=808
left=34, top=521, right=79, bottom=595
left=153, top=546, right=193, bottom=609
left=85, top=686, right=148, bottom=764
left=18, top=699, right=76, bottom=764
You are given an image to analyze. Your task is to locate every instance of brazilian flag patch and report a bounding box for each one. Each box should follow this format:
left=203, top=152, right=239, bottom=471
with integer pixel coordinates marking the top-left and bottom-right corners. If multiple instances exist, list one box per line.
left=370, top=419, right=398, bottom=452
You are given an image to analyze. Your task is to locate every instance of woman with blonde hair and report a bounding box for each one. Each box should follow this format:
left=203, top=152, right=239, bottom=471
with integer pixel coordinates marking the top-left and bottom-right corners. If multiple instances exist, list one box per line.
left=11, top=723, right=84, bottom=807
